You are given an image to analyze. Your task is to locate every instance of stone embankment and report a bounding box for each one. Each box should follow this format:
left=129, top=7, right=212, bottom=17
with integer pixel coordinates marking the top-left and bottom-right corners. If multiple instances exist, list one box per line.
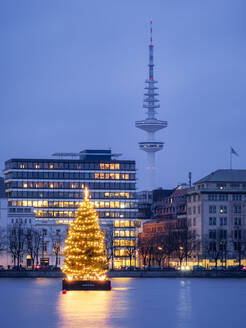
left=0, top=270, right=246, bottom=278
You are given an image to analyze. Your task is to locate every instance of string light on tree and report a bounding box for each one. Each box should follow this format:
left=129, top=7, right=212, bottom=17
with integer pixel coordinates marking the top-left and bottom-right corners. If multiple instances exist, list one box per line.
left=62, top=187, right=110, bottom=287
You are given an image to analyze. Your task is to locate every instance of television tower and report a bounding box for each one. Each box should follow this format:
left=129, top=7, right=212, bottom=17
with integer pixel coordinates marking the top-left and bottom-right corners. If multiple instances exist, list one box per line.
left=135, top=20, right=168, bottom=189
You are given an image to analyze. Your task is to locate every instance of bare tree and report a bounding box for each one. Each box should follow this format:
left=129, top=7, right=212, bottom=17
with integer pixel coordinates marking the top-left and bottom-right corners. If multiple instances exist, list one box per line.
left=25, top=226, right=42, bottom=268
left=0, top=227, right=6, bottom=252
left=7, top=223, right=26, bottom=267
left=126, top=239, right=136, bottom=268
left=104, top=223, right=114, bottom=270
left=230, top=227, right=246, bottom=266
left=204, top=229, right=227, bottom=269
left=138, top=235, right=149, bottom=268
left=49, top=228, right=66, bottom=267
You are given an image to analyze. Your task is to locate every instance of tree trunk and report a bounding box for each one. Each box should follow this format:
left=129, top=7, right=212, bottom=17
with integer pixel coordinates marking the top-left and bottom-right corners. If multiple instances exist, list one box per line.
left=55, top=255, right=58, bottom=267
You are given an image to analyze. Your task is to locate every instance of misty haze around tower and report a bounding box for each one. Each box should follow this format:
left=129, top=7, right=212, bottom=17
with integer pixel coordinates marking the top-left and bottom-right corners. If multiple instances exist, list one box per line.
left=135, top=20, right=167, bottom=189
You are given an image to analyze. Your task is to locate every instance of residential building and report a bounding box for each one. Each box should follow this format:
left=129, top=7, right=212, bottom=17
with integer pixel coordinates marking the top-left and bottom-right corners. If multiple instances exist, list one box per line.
left=187, top=170, right=246, bottom=265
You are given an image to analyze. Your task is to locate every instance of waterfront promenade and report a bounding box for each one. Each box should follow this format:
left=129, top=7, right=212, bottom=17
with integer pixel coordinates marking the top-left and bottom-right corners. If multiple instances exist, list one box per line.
left=1, top=270, right=246, bottom=278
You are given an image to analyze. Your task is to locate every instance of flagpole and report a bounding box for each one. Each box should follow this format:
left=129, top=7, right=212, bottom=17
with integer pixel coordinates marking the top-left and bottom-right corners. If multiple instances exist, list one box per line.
left=230, top=150, right=232, bottom=169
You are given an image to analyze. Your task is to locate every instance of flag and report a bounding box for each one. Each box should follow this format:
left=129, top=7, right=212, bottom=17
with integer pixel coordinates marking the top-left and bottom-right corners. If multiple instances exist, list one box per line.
left=231, top=147, right=239, bottom=156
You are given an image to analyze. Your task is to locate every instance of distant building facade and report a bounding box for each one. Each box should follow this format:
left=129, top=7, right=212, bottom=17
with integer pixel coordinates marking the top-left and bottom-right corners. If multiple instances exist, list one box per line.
left=4, top=150, right=138, bottom=268
left=138, top=187, right=190, bottom=268
left=187, top=170, right=246, bottom=265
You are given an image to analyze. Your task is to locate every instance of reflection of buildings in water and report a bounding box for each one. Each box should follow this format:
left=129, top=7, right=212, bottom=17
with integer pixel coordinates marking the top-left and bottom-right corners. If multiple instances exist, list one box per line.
left=176, top=280, right=192, bottom=328
left=58, top=279, right=131, bottom=328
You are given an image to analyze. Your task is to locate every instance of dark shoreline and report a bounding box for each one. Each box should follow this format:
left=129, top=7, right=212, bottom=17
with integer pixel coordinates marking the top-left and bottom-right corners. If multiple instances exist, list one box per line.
left=0, top=270, right=246, bottom=278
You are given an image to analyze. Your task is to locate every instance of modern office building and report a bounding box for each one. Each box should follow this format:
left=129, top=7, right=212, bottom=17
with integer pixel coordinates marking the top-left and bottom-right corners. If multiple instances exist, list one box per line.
left=135, top=20, right=168, bottom=188
left=4, top=149, right=138, bottom=268
left=187, top=170, right=246, bottom=265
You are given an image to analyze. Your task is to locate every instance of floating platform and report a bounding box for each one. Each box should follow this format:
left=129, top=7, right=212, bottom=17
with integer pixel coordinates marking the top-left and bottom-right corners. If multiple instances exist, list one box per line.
left=62, top=279, right=111, bottom=291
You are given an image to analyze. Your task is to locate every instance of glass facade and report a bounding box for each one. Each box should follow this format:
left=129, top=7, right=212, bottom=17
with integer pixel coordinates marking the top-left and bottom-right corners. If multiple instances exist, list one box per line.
left=4, top=154, right=138, bottom=268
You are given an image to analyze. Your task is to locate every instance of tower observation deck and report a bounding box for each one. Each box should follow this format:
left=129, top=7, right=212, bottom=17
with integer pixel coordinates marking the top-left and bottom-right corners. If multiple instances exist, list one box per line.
left=135, top=20, right=168, bottom=188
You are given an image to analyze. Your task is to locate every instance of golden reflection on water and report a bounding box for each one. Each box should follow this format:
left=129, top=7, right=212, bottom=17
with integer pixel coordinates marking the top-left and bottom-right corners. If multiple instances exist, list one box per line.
left=58, top=279, right=131, bottom=328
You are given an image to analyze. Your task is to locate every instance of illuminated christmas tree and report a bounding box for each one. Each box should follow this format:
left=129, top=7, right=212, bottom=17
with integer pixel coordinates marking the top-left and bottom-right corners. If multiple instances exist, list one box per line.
left=62, top=188, right=108, bottom=282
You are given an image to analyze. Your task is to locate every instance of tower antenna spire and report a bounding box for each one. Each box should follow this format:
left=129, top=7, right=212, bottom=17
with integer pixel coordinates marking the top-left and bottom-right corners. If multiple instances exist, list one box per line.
left=150, top=19, right=153, bottom=45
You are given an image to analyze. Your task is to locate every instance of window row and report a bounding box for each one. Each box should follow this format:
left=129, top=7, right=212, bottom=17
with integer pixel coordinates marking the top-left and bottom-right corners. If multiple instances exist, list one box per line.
left=9, top=199, right=136, bottom=209
left=6, top=161, right=135, bottom=171
left=35, top=210, right=137, bottom=219
left=114, top=220, right=136, bottom=228
left=9, top=182, right=135, bottom=191
left=209, top=205, right=228, bottom=214
left=8, top=187, right=135, bottom=199
left=11, top=218, right=32, bottom=224
left=114, top=249, right=133, bottom=257
left=208, top=194, right=228, bottom=201
left=114, top=230, right=135, bottom=237
left=209, top=229, right=227, bottom=239
left=114, top=240, right=135, bottom=247
left=209, top=217, right=227, bottom=226
left=187, top=206, right=201, bottom=215
left=6, top=171, right=135, bottom=180
left=187, top=194, right=201, bottom=202
left=10, top=182, right=135, bottom=198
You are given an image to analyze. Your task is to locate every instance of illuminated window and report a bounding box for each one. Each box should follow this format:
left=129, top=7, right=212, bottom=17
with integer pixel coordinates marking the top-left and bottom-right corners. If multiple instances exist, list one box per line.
left=23, top=183, right=28, bottom=188
left=35, top=164, right=40, bottom=169
left=114, top=220, right=119, bottom=227
left=115, top=174, right=120, bottom=180
left=95, top=173, right=99, bottom=179
left=20, top=164, right=25, bottom=169
left=105, top=173, right=109, bottom=179
left=115, top=164, right=120, bottom=170
left=110, top=164, right=115, bottom=170
left=100, top=163, right=105, bottom=169
left=100, top=173, right=104, bottom=179
left=105, top=164, right=110, bottom=169
left=105, top=193, right=109, bottom=198
left=50, top=164, right=54, bottom=169
left=110, top=202, right=115, bottom=208
left=50, top=183, right=54, bottom=189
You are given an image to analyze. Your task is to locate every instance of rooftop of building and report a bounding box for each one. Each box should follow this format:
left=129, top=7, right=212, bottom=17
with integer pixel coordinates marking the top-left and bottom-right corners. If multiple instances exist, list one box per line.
left=195, top=169, right=246, bottom=184
left=5, top=149, right=135, bottom=167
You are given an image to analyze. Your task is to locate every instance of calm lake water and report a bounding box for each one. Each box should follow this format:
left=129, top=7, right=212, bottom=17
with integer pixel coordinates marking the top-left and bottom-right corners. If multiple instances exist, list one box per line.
left=0, top=278, right=245, bottom=328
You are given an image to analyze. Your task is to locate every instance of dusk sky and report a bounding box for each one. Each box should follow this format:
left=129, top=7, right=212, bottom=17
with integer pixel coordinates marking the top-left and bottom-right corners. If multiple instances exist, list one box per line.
left=1, top=0, right=246, bottom=190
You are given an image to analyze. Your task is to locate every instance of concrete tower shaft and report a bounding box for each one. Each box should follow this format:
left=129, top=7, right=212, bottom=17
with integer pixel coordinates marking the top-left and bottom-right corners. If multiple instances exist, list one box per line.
left=135, top=20, right=168, bottom=188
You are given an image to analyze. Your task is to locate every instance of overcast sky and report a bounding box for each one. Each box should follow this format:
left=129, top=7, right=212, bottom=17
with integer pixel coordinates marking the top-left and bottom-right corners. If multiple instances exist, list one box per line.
left=1, top=0, right=246, bottom=190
